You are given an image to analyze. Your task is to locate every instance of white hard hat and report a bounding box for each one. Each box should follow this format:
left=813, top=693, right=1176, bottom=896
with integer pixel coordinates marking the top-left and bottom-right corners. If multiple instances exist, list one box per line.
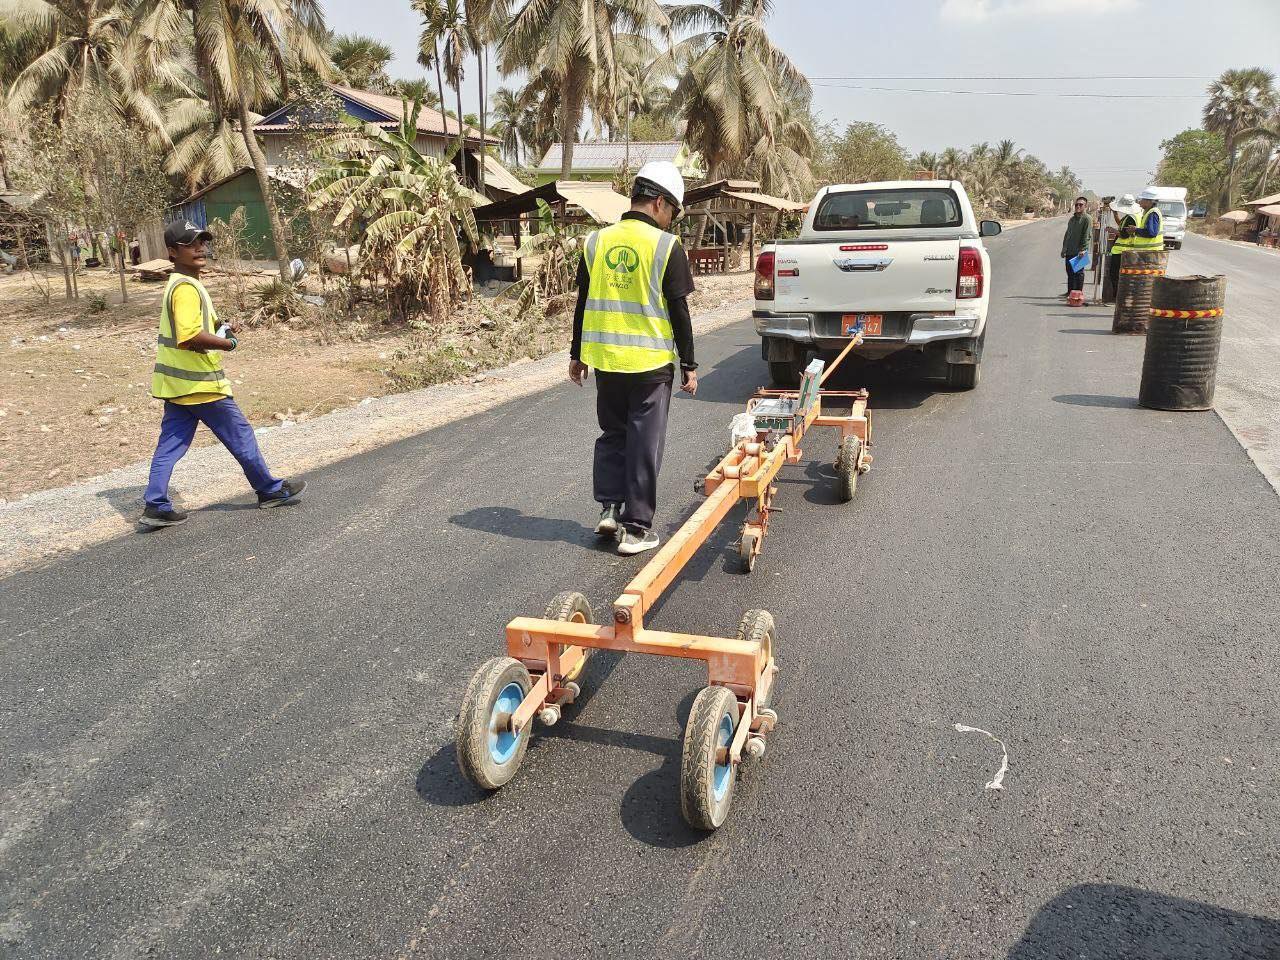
left=1110, top=193, right=1138, bottom=215
left=1138, top=187, right=1160, bottom=201
left=634, top=160, right=685, bottom=209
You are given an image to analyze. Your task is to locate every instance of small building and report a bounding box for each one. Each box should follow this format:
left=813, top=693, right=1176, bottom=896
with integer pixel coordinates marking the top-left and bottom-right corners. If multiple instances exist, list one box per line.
left=532, top=141, right=706, bottom=185
left=254, top=83, right=502, bottom=191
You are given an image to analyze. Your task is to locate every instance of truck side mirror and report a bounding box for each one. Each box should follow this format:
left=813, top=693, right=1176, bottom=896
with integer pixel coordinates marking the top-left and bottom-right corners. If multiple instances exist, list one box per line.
left=979, top=220, right=1002, bottom=237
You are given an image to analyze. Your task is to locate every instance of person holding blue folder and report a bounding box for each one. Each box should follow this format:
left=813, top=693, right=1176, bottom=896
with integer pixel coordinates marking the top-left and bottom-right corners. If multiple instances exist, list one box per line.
left=1060, top=196, right=1091, bottom=298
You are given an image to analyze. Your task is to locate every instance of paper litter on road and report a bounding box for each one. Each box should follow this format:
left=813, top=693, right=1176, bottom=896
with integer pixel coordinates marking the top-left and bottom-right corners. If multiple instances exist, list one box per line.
left=954, top=724, right=1010, bottom=791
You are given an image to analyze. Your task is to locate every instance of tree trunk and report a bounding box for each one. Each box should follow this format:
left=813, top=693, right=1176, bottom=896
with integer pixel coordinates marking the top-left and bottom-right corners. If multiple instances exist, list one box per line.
left=50, top=221, right=72, bottom=300
left=455, top=81, right=466, bottom=183
left=1222, top=132, right=1237, bottom=214
left=116, top=230, right=129, bottom=303
left=624, top=110, right=630, bottom=171
left=236, top=89, right=291, bottom=281
left=434, top=45, right=446, bottom=136
left=559, top=99, right=581, bottom=179
left=477, top=46, right=487, bottom=195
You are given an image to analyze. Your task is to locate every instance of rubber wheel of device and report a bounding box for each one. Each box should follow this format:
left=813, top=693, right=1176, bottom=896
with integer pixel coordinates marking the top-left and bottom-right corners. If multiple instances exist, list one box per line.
left=769, top=356, right=804, bottom=388
left=836, top=439, right=861, bottom=502
left=680, top=686, right=740, bottom=831
left=739, top=530, right=758, bottom=573
left=946, top=361, right=980, bottom=391
left=456, top=657, right=532, bottom=791
left=735, top=609, right=775, bottom=707
left=544, top=591, right=593, bottom=682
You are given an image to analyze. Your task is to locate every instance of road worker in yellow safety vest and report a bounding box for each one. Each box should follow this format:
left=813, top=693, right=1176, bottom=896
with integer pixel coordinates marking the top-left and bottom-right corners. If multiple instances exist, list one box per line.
left=1112, top=187, right=1164, bottom=254
left=140, top=221, right=306, bottom=527
left=569, top=160, right=698, bottom=556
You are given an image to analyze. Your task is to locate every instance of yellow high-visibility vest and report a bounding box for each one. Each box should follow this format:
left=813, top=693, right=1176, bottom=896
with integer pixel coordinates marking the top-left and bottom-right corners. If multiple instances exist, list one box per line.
left=151, top=274, right=233, bottom=400
left=1111, top=205, right=1163, bottom=253
left=580, top=218, right=680, bottom=373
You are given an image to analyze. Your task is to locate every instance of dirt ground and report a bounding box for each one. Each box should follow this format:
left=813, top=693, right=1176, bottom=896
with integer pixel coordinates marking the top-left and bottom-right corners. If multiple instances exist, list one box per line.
left=1, top=264, right=752, bottom=502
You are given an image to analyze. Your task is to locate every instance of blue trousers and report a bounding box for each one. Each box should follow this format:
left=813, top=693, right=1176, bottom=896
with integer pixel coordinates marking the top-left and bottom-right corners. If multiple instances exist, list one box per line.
left=145, top=397, right=282, bottom=510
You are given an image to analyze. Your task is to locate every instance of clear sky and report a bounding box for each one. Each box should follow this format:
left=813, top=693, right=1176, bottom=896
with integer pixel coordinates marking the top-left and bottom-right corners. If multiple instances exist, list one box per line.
left=323, top=0, right=1280, bottom=197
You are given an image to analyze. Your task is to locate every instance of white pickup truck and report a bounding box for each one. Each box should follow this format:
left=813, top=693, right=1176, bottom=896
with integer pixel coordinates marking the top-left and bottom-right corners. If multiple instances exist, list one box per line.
left=753, top=180, right=1002, bottom=390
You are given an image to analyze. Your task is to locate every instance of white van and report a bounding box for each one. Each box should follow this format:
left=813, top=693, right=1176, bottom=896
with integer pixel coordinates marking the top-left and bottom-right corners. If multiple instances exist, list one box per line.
left=1147, top=186, right=1188, bottom=249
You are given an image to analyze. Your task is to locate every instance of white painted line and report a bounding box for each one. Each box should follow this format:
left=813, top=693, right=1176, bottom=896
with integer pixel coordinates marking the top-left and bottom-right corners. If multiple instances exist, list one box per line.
left=954, top=723, right=1010, bottom=791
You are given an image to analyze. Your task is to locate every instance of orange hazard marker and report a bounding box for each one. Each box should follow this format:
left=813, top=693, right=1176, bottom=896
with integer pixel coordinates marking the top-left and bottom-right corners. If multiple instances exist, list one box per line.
left=456, top=333, right=873, bottom=830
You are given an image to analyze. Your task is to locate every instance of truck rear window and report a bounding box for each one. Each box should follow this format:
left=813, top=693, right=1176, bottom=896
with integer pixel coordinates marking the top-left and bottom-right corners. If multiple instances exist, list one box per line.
left=813, top=188, right=963, bottom=231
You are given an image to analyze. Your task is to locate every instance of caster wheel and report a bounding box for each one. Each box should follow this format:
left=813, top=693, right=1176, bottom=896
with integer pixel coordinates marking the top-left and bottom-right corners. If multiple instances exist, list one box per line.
left=739, top=529, right=758, bottom=573
left=836, top=438, right=861, bottom=503
left=736, top=609, right=775, bottom=706
left=680, top=686, right=741, bottom=831
left=545, top=591, right=593, bottom=683
left=456, top=657, right=532, bottom=790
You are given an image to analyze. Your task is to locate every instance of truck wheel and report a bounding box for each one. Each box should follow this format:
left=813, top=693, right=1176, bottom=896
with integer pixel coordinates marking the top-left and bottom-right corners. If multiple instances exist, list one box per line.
left=945, top=361, right=980, bottom=391
left=769, top=356, right=805, bottom=388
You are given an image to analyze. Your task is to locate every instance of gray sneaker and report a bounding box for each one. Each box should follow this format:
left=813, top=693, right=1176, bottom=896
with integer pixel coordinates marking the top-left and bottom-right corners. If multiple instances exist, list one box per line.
left=617, top=528, right=660, bottom=556
left=595, top=503, right=621, bottom=537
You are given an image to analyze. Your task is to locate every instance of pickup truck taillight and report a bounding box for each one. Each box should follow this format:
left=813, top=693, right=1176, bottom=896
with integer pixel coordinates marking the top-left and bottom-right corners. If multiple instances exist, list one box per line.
left=755, top=251, right=775, bottom=300
left=957, top=246, right=983, bottom=299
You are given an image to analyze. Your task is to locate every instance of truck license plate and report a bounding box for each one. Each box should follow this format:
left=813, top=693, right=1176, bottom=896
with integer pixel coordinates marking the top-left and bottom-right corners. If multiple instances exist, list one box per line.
left=842, top=314, right=883, bottom=336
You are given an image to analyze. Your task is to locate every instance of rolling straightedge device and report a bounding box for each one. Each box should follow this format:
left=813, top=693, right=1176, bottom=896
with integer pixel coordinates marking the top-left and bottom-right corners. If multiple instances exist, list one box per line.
left=456, top=334, right=873, bottom=830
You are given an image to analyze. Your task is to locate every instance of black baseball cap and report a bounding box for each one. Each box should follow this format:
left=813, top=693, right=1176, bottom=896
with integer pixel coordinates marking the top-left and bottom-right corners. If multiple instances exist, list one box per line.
left=164, top=220, right=212, bottom=248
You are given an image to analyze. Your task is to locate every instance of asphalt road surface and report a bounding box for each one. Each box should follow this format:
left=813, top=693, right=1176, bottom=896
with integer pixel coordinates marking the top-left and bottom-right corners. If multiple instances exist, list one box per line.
left=1166, top=233, right=1280, bottom=492
left=2, top=220, right=1278, bottom=959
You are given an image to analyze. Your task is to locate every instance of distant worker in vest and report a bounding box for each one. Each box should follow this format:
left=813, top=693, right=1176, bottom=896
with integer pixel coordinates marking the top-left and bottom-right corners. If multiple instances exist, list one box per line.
left=1116, top=188, right=1163, bottom=252
left=141, top=221, right=306, bottom=527
left=569, top=160, right=697, bottom=556
left=1103, top=193, right=1138, bottom=303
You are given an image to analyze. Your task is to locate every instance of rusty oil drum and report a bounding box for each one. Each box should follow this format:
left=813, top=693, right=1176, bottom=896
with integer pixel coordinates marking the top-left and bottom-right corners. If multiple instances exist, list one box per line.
left=1112, top=249, right=1168, bottom=334
left=1139, top=274, right=1226, bottom=412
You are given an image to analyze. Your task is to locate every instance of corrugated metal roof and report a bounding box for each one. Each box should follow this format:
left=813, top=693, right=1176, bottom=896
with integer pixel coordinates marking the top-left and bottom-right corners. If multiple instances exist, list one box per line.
left=1256, top=204, right=1280, bottom=217
left=483, top=155, right=529, bottom=195
left=1246, top=192, right=1280, bottom=207
left=723, top=190, right=808, bottom=212
left=535, top=141, right=683, bottom=172
left=555, top=182, right=630, bottom=224
left=256, top=84, right=497, bottom=144
left=1219, top=210, right=1252, bottom=222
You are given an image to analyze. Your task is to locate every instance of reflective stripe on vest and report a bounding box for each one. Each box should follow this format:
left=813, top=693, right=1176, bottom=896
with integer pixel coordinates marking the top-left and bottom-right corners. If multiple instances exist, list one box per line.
left=580, top=219, right=679, bottom=373
left=151, top=275, right=233, bottom=400
left=1111, top=206, right=1163, bottom=253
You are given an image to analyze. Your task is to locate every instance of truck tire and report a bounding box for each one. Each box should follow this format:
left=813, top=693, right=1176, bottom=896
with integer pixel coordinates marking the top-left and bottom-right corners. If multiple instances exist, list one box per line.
left=945, top=361, right=980, bottom=391
left=769, top=356, right=806, bottom=388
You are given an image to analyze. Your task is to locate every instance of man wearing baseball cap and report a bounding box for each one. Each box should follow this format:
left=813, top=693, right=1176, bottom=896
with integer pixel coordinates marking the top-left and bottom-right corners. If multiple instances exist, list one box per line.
left=140, top=221, right=306, bottom=527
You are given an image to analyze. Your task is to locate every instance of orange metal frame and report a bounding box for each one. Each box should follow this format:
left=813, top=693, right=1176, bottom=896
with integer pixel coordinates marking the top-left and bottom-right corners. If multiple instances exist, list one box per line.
left=503, top=336, right=872, bottom=759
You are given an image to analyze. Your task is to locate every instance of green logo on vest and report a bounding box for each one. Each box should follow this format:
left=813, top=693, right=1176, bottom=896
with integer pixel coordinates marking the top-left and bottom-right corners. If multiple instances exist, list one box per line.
left=604, top=245, right=641, bottom=274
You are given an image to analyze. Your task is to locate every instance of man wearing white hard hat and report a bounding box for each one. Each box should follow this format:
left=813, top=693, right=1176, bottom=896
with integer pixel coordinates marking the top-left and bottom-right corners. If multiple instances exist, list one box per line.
left=1103, top=193, right=1139, bottom=304
left=569, top=159, right=697, bottom=556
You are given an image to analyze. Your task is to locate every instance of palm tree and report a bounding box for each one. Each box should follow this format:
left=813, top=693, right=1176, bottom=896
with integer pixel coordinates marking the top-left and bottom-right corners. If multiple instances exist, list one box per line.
left=411, top=0, right=448, bottom=141
left=1203, top=67, right=1277, bottom=212
left=612, top=33, right=664, bottom=169
left=913, top=151, right=939, bottom=177
left=5, top=0, right=171, bottom=134
left=667, top=1, right=807, bottom=183
left=133, top=0, right=332, bottom=280
left=395, top=77, right=438, bottom=107
left=937, top=147, right=964, bottom=180
left=489, top=85, right=523, bottom=164
left=431, top=0, right=471, bottom=177
left=465, top=0, right=509, bottom=194
left=329, top=32, right=394, bottom=91
left=499, top=0, right=668, bottom=179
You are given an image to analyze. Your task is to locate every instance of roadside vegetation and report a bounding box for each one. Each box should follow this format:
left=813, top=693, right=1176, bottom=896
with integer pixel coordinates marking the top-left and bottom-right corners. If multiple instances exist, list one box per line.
left=1157, top=67, right=1278, bottom=216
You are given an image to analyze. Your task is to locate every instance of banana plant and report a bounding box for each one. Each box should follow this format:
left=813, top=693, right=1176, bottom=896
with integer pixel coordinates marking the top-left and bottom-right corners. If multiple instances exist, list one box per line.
left=310, top=98, right=479, bottom=322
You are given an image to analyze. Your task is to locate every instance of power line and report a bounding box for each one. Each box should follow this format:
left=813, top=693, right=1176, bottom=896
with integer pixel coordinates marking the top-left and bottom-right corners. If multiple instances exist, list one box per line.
left=810, top=82, right=1202, bottom=100
left=808, top=74, right=1213, bottom=81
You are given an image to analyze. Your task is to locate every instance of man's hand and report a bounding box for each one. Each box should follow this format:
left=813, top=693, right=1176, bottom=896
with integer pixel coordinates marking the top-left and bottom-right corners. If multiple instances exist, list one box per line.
left=569, top=359, right=588, bottom=386
left=680, top=368, right=698, bottom=396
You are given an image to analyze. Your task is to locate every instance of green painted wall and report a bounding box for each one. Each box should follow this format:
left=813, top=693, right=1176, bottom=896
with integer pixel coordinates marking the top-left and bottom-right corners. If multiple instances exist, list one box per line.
left=202, top=171, right=311, bottom=260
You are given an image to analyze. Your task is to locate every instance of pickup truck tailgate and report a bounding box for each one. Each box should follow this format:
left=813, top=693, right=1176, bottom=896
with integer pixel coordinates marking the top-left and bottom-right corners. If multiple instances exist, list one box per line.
left=773, top=239, right=961, bottom=314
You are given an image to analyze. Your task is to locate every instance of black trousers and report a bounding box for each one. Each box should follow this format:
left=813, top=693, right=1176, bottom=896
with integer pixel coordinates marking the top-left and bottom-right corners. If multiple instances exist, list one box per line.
left=1063, top=255, right=1085, bottom=292
left=593, top=369, right=673, bottom=532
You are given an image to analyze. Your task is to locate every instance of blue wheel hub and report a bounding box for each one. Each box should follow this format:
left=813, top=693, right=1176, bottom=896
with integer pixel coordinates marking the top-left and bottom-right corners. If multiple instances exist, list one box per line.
left=712, top=712, right=734, bottom=800
left=488, top=681, right=526, bottom=765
